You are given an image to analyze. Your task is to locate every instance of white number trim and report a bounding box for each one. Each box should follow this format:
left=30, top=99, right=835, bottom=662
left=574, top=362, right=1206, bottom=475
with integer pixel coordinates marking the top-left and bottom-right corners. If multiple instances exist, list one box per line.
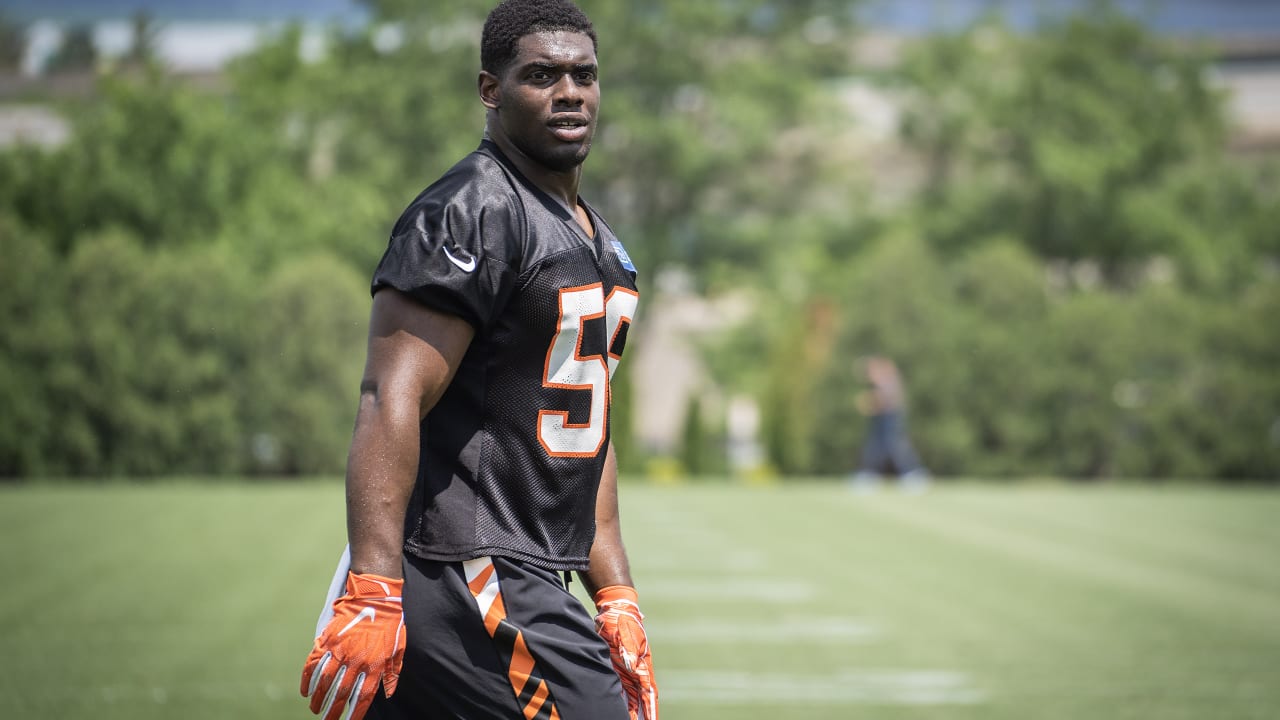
left=538, top=283, right=638, bottom=457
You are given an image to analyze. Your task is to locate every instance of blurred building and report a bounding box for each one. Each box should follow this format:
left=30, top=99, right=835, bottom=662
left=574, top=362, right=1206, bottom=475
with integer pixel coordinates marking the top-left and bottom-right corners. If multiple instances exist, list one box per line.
left=0, top=0, right=357, bottom=146
left=1211, top=35, right=1280, bottom=152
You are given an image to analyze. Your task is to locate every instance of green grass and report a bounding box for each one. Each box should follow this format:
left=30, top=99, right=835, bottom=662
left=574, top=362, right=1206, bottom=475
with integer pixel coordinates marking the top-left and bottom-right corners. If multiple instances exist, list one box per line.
left=2, top=480, right=1278, bottom=719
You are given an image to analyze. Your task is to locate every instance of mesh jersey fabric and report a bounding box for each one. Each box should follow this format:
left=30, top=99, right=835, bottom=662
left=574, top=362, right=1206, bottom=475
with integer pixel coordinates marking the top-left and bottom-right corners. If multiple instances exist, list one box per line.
left=371, top=140, right=639, bottom=571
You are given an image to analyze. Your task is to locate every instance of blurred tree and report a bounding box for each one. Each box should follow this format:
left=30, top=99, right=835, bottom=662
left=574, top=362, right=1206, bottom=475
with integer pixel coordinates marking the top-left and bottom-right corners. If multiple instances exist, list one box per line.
left=890, top=3, right=1274, bottom=289
left=608, top=361, right=641, bottom=474
left=809, top=231, right=962, bottom=475
left=55, top=231, right=251, bottom=475
left=586, top=0, right=864, bottom=292
left=0, top=71, right=290, bottom=254
left=122, top=11, right=160, bottom=69
left=0, top=214, right=71, bottom=476
left=678, top=393, right=728, bottom=478
left=2, top=0, right=1275, bottom=481
left=242, top=254, right=368, bottom=475
left=45, top=24, right=97, bottom=74
left=0, top=14, right=26, bottom=71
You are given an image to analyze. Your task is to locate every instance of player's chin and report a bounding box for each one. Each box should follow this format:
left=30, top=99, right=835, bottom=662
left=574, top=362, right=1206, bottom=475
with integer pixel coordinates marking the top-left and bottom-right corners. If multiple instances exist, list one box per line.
left=540, top=142, right=592, bottom=172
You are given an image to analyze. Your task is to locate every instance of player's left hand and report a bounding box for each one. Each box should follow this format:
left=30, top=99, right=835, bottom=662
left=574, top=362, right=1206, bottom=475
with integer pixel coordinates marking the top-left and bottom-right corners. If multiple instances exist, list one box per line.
left=301, top=572, right=405, bottom=720
left=594, top=585, right=658, bottom=720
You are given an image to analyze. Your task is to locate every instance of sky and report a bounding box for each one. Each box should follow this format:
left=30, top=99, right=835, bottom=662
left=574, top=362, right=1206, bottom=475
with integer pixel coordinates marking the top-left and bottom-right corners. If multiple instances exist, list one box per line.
left=5, top=0, right=1280, bottom=34
left=2, top=0, right=364, bottom=24
left=864, top=0, right=1280, bottom=35
left=8, top=0, right=1280, bottom=74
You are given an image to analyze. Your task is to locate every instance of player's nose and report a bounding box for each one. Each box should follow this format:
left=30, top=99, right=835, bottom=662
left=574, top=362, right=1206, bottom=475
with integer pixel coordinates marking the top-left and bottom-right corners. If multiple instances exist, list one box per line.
left=551, top=74, right=585, bottom=106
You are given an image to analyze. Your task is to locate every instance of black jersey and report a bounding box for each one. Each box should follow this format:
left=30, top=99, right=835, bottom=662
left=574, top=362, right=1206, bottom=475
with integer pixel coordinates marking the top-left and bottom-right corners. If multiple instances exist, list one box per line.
left=371, top=140, right=639, bottom=571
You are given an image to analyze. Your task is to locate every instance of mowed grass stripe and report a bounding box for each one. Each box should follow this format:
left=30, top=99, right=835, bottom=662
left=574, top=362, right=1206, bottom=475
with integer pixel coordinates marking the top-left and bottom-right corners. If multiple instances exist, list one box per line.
left=2, top=481, right=1278, bottom=720
left=846, top=492, right=1271, bottom=713
left=936, top=485, right=1280, bottom=595
left=614, top=483, right=1280, bottom=720
left=863, top=486, right=1280, bottom=635
left=1, top=482, right=345, bottom=719
left=648, top=485, right=1109, bottom=710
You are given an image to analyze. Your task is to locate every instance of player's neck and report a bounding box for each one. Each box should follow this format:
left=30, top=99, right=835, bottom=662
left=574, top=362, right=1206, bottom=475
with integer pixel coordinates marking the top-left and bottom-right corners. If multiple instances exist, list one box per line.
left=485, top=131, right=583, bottom=211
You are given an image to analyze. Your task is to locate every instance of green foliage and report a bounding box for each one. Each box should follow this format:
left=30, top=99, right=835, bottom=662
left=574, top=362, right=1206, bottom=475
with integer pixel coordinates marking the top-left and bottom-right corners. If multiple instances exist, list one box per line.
left=44, top=24, right=97, bottom=73
left=1, top=71, right=285, bottom=253
left=120, top=11, right=160, bottom=68
left=750, top=233, right=1280, bottom=480
left=0, top=215, right=71, bottom=475
left=0, top=217, right=366, bottom=477
left=678, top=393, right=729, bottom=478
left=890, top=4, right=1274, bottom=290
left=608, top=366, right=643, bottom=474
left=0, top=14, right=25, bottom=71
left=1, top=1, right=1275, bottom=481
left=583, top=1, right=862, bottom=291
left=240, top=254, right=368, bottom=475
left=720, top=3, right=1279, bottom=481
left=53, top=231, right=251, bottom=475
left=758, top=296, right=840, bottom=475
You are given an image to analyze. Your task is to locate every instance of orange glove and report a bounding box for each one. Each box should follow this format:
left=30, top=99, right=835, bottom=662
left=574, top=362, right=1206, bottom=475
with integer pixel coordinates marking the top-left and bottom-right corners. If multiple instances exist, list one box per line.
left=301, top=572, right=405, bottom=720
left=594, top=585, right=658, bottom=720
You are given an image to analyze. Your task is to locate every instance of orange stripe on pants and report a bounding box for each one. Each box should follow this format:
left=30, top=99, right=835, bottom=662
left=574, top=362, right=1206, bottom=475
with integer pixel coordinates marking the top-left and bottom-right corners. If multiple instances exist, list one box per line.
left=464, top=557, right=562, bottom=720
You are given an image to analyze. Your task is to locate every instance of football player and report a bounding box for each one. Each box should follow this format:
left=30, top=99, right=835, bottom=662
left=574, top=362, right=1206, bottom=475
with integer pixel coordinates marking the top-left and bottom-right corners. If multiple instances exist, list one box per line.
left=299, top=1, right=657, bottom=719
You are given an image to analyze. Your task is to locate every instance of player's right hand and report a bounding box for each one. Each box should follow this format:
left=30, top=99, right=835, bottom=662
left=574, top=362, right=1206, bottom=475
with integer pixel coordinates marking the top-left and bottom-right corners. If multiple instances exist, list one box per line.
left=594, top=585, right=658, bottom=720
left=301, top=572, right=405, bottom=720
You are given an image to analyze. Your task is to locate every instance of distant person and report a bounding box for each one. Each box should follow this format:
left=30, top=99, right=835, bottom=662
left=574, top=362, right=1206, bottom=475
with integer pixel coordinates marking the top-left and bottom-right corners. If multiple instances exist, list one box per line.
left=299, top=2, right=657, bottom=719
left=851, top=356, right=930, bottom=492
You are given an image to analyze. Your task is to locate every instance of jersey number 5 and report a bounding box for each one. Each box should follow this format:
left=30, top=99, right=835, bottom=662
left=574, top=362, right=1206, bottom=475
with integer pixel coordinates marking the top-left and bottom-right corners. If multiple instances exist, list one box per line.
left=539, top=283, right=639, bottom=457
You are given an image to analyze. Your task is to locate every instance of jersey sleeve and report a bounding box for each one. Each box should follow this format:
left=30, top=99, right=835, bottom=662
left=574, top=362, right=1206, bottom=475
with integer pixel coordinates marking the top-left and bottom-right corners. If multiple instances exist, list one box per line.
left=371, top=179, right=521, bottom=330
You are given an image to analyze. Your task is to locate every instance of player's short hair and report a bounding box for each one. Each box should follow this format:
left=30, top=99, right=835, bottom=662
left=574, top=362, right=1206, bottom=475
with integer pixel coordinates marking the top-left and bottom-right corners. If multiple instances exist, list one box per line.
left=481, top=0, right=598, bottom=75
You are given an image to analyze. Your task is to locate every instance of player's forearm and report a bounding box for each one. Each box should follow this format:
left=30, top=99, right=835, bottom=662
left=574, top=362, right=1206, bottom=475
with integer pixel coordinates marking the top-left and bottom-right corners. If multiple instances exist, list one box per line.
left=582, top=522, right=633, bottom=597
left=345, top=386, right=420, bottom=579
left=581, top=443, right=634, bottom=595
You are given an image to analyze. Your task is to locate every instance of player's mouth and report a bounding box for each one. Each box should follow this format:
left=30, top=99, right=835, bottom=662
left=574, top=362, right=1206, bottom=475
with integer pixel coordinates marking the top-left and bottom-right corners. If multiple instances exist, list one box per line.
left=548, top=114, right=590, bottom=142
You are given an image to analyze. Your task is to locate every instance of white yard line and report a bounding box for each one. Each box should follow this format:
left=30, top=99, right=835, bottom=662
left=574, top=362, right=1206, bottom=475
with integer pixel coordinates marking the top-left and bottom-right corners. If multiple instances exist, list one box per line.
left=643, top=577, right=816, bottom=603
left=79, top=682, right=291, bottom=703
left=76, top=670, right=984, bottom=707
left=660, top=669, right=985, bottom=705
left=650, top=617, right=884, bottom=643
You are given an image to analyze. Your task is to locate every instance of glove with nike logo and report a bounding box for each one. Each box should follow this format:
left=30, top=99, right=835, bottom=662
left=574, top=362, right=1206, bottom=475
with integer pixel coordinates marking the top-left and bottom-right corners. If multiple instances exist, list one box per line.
left=594, top=585, right=658, bottom=720
left=301, top=572, right=405, bottom=720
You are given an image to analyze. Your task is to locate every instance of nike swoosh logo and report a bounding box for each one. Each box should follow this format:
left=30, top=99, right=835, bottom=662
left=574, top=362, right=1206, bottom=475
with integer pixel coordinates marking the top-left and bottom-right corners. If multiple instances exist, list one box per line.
left=443, top=244, right=477, bottom=273
left=338, top=607, right=376, bottom=636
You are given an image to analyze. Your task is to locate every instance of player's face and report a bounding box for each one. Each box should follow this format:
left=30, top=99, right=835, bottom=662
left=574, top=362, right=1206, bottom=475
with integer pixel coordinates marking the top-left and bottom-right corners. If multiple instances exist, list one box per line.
left=490, top=31, right=599, bottom=172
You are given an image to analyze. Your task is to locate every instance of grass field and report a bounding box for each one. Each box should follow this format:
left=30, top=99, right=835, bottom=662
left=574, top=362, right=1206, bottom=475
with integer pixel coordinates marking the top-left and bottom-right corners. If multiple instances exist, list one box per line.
left=2, top=480, right=1278, bottom=720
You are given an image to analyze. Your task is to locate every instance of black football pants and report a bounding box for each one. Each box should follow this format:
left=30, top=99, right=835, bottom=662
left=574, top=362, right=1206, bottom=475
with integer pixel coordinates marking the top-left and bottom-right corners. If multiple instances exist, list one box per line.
left=366, top=554, right=629, bottom=720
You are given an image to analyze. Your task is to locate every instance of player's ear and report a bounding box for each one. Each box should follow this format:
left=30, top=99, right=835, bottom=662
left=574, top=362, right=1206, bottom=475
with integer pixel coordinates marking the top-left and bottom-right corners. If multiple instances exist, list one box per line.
left=478, top=71, right=501, bottom=110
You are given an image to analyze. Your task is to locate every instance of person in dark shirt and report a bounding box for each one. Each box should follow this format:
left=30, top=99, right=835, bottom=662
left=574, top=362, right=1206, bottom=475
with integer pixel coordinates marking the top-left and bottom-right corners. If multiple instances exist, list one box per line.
left=851, top=356, right=931, bottom=493
left=300, top=2, right=657, bottom=719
